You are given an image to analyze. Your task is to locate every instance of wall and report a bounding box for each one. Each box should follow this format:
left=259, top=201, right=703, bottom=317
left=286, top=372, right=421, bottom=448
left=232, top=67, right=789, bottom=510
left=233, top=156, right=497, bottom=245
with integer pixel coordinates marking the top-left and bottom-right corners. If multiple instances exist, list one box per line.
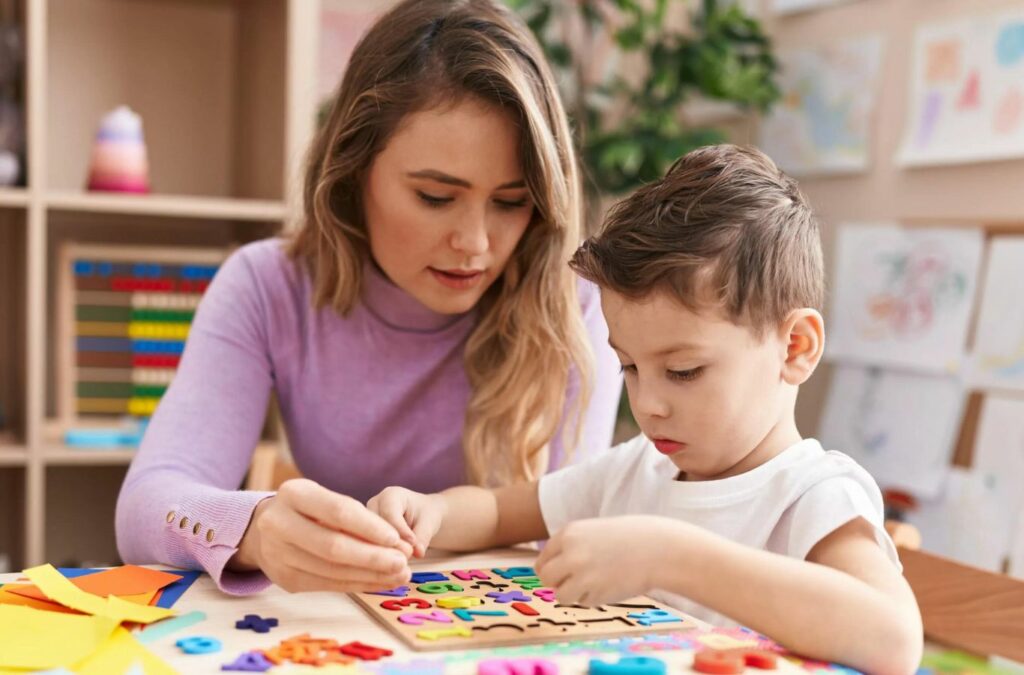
left=759, top=0, right=1024, bottom=435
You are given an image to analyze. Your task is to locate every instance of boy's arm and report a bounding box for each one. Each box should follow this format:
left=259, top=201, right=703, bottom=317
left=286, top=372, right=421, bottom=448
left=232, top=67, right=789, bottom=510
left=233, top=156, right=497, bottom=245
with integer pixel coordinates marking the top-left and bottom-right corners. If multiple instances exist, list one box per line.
left=430, top=482, right=548, bottom=551
left=369, top=481, right=547, bottom=554
left=661, top=517, right=922, bottom=675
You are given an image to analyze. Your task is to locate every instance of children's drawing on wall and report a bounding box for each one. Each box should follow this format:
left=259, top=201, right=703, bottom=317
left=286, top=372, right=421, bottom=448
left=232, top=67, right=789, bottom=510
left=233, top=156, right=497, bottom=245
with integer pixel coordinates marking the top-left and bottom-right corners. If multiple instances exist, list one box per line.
left=828, top=224, right=983, bottom=374
left=967, top=237, right=1024, bottom=392
left=905, top=396, right=1024, bottom=574
left=819, top=364, right=964, bottom=500
left=760, top=35, right=883, bottom=176
left=898, top=9, right=1024, bottom=166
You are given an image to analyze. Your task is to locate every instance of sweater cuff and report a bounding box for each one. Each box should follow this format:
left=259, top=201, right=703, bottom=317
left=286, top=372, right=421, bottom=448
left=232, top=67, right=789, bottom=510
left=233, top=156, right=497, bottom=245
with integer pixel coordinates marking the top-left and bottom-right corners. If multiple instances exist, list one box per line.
left=161, top=489, right=275, bottom=595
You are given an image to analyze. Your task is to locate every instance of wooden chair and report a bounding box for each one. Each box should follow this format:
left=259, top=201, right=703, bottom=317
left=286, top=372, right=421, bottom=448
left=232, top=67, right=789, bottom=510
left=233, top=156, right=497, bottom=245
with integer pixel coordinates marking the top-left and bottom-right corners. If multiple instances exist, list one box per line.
left=886, top=521, right=1024, bottom=663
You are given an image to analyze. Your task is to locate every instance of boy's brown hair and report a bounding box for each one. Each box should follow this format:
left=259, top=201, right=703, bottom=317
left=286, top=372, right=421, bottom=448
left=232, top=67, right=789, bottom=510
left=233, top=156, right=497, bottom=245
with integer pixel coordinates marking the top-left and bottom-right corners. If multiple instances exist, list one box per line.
left=570, top=144, right=824, bottom=336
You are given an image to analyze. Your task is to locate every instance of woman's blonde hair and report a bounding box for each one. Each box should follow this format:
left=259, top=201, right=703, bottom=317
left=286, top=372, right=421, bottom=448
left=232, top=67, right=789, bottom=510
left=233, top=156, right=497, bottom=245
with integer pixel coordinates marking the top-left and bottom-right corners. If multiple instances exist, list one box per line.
left=289, top=0, right=593, bottom=485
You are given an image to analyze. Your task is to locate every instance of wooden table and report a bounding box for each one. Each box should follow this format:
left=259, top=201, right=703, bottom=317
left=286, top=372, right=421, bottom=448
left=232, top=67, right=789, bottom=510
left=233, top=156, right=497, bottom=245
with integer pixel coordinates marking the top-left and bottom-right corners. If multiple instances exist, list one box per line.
left=2, top=549, right=820, bottom=674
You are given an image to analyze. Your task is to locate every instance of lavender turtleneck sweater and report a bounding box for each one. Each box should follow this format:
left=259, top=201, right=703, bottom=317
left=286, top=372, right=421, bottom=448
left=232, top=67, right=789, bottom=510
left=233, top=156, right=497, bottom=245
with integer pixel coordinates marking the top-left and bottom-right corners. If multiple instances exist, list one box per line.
left=115, top=238, right=622, bottom=594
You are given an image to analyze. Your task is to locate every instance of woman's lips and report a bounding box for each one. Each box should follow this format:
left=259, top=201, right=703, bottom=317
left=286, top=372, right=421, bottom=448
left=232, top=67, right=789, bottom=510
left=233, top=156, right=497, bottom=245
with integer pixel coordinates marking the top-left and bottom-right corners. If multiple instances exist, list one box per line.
left=652, top=438, right=685, bottom=455
left=430, top=267, right=485, bottom=289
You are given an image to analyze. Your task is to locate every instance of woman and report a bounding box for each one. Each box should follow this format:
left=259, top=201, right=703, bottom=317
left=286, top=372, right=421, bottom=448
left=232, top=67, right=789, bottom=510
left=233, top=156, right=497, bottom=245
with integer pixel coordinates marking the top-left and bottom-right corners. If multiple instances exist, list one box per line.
left=115, top=0, right=621, bottom=596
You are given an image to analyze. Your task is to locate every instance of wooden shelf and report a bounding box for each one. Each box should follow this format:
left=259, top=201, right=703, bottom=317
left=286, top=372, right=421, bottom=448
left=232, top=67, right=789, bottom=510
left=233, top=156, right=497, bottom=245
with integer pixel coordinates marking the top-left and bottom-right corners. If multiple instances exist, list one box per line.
left=0, top=447, right=28, bottom=467
left=41, top=446, right=137, bottom=466
left=46, top=191, right=287, bottom=222
left=0, top=188, right=29, bottom=208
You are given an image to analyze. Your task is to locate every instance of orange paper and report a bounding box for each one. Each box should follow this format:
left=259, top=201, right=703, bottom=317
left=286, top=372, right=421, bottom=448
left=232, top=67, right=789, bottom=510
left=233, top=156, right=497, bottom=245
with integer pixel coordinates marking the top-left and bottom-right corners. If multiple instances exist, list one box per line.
left=0, top=587, right=81, bottom=615
left=7, top=565, right=178, bottom=604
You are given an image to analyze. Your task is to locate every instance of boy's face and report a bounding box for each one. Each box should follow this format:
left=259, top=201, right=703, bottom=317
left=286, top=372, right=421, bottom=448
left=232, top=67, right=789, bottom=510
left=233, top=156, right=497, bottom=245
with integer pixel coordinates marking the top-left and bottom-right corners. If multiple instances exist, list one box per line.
left=602, top=288, right=798, bottom=481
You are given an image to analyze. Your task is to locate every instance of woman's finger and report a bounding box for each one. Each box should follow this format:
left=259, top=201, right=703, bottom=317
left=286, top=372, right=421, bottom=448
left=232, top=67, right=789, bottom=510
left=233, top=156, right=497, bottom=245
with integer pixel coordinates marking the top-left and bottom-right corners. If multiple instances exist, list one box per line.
left=276, top=564, right=407, bottom=595
left=279, top=544, right=410, bottom=588
left=282, top=479, right=401, bottom=548
left=273, top=507, right=408, bottom=573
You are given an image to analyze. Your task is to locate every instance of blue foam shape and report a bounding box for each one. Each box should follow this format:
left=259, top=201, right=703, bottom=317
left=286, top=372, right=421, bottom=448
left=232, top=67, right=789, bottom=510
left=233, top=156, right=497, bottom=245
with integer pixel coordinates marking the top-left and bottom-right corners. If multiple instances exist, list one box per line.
left=588, top=656, right=666, bottom=675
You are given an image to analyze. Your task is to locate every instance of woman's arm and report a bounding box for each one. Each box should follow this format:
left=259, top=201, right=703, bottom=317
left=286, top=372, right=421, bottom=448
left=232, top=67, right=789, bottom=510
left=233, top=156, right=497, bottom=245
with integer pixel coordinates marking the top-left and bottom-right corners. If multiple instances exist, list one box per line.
left=115, top=246, right=279, bottom=594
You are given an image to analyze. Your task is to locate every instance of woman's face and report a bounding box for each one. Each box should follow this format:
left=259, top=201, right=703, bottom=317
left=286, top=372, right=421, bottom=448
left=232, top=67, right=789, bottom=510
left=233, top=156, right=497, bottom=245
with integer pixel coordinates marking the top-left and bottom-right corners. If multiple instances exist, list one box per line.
left=362, top=97, right=535, bottom=315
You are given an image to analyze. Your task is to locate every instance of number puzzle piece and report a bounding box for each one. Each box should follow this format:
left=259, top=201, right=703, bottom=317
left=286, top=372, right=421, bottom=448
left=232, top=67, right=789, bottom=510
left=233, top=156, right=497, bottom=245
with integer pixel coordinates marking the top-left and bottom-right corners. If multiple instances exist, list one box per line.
left=382, top=598, right=433, bottom=611
left=513, top=576, right=543, bottom=590
left=451, top=569, right=491, bottom=581
left=478, top=658, right=558, bottom=675
left=176, top=636, right=222, bottom=654
left=436, top=596, right=483, bottom=609
left=692, top=649, right=778, bottom=674
left=398, top=611, right=454, bottom=625
left=370, top=586, right=411, bottom=597
left=411, top=572, right=449, bottom=584
left=626, top=609, right=683, bottom=626
left=339, top=641, right=394, bottom=661
left=532, top=589, right=556, bottom=603
left=486, top=590, right=532, bottom=603
left=588, top=656, right=666, bottom=675
left=453, top=608, right=509, bottom=622
left=235, top=614, right=279, bottom=633
left=417, top=626, right=473, bottom=641
left=222, top=651, right=274, bottom=672
left=511, top=602, right=538, bottom=616
left=492, top=567, right=536, bottom=579
left=418, top=582, right=464, bottom=594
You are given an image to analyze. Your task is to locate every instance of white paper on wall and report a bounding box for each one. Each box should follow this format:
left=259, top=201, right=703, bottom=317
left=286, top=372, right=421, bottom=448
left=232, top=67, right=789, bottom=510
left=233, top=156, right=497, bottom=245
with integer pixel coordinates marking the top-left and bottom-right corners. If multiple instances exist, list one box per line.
left=967, top=237, right=1024, bottom=392
left=760, top=35, right=883, bottom=176
left=828, top=224, right=984, bottom=374
left=819, top=363, right=964, bottom=500
left=898, top=10, right=1024, bottom=167
left=906, top=395, right=1024, bottom=573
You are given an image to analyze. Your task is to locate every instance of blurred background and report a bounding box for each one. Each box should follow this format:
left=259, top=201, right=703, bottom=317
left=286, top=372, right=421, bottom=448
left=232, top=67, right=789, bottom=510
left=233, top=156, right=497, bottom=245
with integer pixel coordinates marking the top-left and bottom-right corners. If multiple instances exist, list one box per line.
left=0, top=0, right=1021, bottom=585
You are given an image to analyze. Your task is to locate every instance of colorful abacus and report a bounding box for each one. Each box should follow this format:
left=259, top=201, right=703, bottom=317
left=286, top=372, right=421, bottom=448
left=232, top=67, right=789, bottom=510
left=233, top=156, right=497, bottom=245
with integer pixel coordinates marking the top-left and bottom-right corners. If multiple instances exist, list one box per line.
left=60, top=245, right=226, bottom=421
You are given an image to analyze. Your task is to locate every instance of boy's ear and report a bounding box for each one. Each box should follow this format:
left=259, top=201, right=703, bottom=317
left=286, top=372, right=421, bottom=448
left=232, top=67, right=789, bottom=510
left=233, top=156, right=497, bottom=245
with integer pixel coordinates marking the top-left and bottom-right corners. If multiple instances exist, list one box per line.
left=780, top=309, right=825, bottom=385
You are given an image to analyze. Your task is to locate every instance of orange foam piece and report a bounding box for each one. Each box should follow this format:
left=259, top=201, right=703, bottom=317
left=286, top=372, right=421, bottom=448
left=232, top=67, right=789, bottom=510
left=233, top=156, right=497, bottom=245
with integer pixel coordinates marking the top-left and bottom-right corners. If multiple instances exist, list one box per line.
left=693, top=648, right=778, bottom=674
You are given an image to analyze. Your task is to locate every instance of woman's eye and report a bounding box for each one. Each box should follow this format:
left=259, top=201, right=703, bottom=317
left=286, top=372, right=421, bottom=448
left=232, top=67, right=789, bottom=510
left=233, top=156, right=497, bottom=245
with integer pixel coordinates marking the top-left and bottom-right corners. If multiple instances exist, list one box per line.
left=417, top=191, right=453, bottom=207
left=494, top=198, right=529, bottom=211
left=667, top=367, right=703, bottom=382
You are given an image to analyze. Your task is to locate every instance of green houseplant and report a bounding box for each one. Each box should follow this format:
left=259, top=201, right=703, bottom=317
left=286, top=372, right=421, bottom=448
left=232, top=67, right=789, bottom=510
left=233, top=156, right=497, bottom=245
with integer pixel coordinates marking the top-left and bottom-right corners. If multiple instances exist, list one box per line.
left=508, top=0, right=780, bottom=197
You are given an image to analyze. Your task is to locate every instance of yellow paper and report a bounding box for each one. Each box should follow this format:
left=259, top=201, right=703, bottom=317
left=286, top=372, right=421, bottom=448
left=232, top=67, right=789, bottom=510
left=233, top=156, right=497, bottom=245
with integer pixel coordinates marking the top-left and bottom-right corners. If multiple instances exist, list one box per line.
left=24, top=564, right=174, bottom=624
left=0, top=604, right=117, bottom=670
left=73, top=625, right=177, bottom=675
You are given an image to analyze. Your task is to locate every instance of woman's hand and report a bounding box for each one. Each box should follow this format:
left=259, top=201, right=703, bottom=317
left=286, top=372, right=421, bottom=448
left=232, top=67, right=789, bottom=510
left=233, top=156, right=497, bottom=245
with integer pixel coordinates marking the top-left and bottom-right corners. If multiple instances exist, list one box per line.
left=231, top=478, right=415, bottom=593
left=536, top=515, right=691, bottom=606
left=367, top=486, right=448, bottom=557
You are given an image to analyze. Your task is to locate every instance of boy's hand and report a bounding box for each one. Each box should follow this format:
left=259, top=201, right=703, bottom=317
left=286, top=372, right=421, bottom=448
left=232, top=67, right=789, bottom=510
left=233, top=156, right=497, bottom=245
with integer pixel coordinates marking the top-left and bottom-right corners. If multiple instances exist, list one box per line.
left=367, top=487, right=448, bottom=557
left=536, top=515, right=690, bottom=606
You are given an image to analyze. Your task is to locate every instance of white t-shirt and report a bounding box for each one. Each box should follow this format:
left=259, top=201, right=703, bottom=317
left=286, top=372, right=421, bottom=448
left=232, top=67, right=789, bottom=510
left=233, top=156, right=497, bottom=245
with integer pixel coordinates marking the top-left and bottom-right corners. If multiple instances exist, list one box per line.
left=538, top=434, right=901, bottom=626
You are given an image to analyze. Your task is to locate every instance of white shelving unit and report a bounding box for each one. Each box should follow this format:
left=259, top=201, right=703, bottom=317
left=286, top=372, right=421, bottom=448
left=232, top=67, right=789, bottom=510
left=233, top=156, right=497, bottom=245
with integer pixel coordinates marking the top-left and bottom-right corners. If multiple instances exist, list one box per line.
left=0, top=0, right=323, bottom=570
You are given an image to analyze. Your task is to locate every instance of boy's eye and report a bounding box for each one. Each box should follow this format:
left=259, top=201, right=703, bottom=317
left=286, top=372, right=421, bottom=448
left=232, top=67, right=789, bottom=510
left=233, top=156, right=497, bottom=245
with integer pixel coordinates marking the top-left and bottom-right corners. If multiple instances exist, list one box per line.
left=619, top=364, right=637, bottom=375
left=667, top=367, right=703, bottom=382
left=417, top=190, right=453, bottom=207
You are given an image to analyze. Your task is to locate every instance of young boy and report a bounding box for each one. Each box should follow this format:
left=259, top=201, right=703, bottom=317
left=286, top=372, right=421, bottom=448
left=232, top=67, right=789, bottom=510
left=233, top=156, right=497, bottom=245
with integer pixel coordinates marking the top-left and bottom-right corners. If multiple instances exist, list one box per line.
left=368, top=145, right=922, bottom=674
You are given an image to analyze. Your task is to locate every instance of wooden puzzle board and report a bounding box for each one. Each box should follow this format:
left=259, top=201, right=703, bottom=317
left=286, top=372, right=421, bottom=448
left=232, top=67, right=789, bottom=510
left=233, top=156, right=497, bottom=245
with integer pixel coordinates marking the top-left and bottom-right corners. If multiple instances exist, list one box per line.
left=350, top=566, right=699, bottom=652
